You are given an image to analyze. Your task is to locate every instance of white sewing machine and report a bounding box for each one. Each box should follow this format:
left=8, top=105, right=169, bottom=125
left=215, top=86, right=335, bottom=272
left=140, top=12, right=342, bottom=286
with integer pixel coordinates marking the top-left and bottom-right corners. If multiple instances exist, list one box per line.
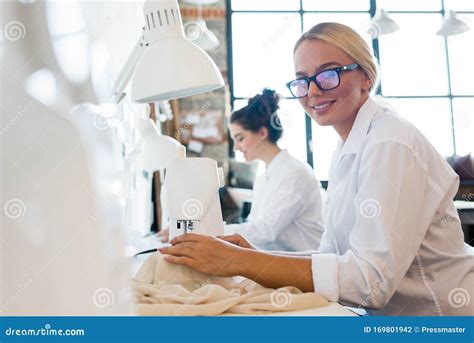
left=165, top=157, right=225, bottom=240
left=138, top=118, right=225, bottom=242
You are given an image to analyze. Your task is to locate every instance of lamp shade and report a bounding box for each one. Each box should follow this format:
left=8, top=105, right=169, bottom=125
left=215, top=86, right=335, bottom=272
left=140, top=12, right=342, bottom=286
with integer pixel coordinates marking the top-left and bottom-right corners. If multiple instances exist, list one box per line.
left=131, top=0, right=224, bottom=102
left=437, top=10, right=470, bottom=37
left=141, top=119, right=185, bottom=172
left=368, top=9, right=400, bottom=38
left=184, top=19, right=220, bottom=51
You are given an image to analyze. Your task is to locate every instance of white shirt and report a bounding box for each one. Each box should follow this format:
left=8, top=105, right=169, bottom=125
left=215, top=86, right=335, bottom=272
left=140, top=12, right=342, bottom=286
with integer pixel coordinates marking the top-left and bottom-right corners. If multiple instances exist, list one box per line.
left=226, top=150, right=325, bottom=251
left=311, top=97, right=474, bottom=316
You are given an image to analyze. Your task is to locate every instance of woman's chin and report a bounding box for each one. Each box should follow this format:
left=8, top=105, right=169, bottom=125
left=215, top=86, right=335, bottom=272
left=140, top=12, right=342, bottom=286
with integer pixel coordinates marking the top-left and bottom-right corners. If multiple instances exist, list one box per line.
left=310, top=113, right=334, bottom=127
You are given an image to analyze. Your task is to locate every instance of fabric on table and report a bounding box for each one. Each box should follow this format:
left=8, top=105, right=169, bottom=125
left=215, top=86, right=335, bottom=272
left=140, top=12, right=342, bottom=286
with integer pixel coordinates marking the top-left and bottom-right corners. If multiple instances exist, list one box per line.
left=132, top=253, right=328, bottom=316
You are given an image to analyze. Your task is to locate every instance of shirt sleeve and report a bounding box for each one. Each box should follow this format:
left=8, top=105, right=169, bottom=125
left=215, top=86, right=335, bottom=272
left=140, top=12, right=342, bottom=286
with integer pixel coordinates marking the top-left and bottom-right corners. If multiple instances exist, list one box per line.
left=311, top=141, right=447, bottom=307
left=316, top=230, right=336, bottom=254
left=237, top=170, right=318, bottom=248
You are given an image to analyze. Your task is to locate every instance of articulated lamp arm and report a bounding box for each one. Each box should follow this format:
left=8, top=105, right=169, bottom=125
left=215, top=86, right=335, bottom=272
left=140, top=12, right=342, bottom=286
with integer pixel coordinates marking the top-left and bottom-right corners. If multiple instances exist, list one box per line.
left=111, top=28, right=148, bottom=103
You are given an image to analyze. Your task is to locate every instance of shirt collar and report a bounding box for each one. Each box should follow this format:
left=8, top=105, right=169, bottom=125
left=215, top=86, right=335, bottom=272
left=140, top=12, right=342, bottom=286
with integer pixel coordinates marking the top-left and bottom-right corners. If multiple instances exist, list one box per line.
left=339, top=97, right=380, bottom=156
left=265, top=149, right=288, bottom=176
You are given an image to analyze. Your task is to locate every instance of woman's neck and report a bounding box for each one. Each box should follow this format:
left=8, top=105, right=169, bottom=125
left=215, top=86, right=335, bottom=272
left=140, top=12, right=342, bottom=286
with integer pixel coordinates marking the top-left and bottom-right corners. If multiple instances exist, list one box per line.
left=260, top=143, right=281, bottom=166
left=335, top=93, right=369, bottom=142
left=334, top=115, right=357, bottom=142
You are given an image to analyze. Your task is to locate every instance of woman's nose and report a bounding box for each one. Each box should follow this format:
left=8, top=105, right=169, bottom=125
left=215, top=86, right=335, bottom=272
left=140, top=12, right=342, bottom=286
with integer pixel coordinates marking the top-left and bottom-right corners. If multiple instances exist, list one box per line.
left=308, top=80, right=323, bottom=97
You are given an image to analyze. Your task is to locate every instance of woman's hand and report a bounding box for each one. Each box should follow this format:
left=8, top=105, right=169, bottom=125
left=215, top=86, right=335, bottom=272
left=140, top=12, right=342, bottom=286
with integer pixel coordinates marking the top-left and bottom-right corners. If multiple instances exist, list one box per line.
left=218, top=233, right=256, bottom=250
left=158, top=233, right=246, bottom=277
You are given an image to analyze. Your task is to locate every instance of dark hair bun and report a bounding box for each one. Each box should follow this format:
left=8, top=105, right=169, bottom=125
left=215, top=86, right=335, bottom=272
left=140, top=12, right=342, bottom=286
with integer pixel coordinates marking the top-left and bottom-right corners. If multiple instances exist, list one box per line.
left=248, top=88, right=280, bottom=120
left=230, top=88, right=283, bottom=144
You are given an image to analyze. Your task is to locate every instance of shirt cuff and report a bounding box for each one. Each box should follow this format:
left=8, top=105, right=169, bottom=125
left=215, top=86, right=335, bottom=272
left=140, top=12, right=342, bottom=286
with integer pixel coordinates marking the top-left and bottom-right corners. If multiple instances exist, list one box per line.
left=311, top=253, right=339, bottom=302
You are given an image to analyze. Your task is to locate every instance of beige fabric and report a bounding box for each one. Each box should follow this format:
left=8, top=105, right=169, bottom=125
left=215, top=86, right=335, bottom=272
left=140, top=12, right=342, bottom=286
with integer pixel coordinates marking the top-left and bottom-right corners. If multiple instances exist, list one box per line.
left=132, top=253, right=328, bottom=316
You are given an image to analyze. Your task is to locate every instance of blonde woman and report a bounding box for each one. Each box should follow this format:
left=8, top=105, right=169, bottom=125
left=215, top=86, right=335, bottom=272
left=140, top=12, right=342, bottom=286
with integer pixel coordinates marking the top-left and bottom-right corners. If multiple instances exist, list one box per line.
left=160, top=23, right=473, bottom=316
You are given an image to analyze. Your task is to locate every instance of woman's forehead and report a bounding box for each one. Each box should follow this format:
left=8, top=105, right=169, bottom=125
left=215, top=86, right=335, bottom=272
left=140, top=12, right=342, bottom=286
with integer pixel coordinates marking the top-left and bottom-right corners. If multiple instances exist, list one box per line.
left=294, top=40, right=350, bottom=69
left=229, top=122, right=244, bottom=134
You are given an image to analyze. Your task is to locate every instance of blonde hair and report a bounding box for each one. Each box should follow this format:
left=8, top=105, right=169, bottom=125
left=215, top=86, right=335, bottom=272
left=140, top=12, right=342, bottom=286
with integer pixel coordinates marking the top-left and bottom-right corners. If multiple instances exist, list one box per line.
left=294, top=22, right=380, bottom=93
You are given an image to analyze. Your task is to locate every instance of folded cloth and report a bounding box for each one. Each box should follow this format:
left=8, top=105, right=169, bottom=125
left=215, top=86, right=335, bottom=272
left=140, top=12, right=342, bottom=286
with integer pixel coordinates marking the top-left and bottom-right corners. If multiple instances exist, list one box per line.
left=132, top=253, right=328, bottom=316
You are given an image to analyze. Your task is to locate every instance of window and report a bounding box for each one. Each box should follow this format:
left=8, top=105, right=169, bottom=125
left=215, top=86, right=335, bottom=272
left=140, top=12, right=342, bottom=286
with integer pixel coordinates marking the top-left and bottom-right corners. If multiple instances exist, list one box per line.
left=45, top=0, right=90, bottom=85
left=233, top=98, right=307, bottom=177
left=227, top=0, right=474, bottom=182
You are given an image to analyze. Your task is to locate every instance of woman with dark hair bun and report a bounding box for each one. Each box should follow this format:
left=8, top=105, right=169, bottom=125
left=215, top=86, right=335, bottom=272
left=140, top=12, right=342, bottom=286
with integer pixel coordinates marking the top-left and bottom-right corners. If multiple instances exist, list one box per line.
left=223, top=88, right=325, bottom=252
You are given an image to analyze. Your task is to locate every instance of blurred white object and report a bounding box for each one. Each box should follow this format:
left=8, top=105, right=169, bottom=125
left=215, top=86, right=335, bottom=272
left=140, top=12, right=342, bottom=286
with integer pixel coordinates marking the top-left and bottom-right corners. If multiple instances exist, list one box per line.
left=166, top=158, right=225, bottom=240
left=45, top=0, right=90, bottom=85
left=24, top=68, right=57, bottom=107
left=183, top=2, right=219, bottom=51
left=187, top=139, right=205, bottom=153
left=185, top=19, right=220, bottom=51
left=227, top=187, right=253, bottom=208
left=0, top=1, right=132, bottom=315
left=140, top=119, right=184, bottom=233
left=437, top=10, right=470, bottom=37
left=183, top=0, right=219, bottom=4
left=112, top=0, right=224, bottom=103
left=367, top=9, right=400, bottom=39
left=0, top=0, right=223, bottom=316
left=140, top=119, right=185, bottom=173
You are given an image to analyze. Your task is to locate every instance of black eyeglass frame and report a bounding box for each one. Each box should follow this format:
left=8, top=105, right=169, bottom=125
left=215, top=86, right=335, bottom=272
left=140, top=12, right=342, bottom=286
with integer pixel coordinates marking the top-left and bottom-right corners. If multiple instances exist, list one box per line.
left=286, top=63, right=360, bottom=98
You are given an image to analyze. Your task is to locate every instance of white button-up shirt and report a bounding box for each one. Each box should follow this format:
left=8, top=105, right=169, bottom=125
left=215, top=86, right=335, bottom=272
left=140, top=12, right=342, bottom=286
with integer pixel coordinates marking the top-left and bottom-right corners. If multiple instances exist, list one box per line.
left=226, top=150, right=325, bottom=251
left=311, top=97, right=473, bottom=316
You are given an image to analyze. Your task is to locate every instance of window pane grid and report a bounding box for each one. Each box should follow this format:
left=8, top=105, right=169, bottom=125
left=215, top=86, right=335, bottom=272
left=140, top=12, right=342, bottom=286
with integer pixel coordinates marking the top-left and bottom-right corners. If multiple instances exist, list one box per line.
left=228, top=0, right=474, bottom=181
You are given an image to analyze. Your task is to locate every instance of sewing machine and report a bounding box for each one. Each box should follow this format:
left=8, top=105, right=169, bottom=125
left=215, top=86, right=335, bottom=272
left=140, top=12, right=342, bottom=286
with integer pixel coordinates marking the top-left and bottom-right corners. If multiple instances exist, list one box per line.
left=165, top=157, right=225, bottom=240
left=137, top=118, right=226, bottom=243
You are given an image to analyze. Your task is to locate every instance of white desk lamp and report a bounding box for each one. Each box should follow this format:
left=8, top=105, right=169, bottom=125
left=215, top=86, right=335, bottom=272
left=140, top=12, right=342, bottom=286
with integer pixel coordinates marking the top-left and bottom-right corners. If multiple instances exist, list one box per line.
left=114, top=0, right=225, bottom=241
left=111, top=0, right=224, bottom=103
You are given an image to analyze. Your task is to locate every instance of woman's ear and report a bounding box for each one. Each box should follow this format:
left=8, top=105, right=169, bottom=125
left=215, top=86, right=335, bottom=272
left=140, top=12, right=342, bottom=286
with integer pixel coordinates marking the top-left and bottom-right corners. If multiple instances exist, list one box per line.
left=361, top=72, right=372, bottom=92
left=259, top=126, right=269, bottom=140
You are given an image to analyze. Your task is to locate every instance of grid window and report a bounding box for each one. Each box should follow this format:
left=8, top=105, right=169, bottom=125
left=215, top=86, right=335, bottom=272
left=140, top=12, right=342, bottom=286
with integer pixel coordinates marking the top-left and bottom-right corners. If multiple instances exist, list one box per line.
left=384, top=97, right=454, bottom=156
left=448, top=14, right=474, bottom=95
left=302, top=0, right=370, bottom=12
left=232, top=99, right=307, bottom=165
left=232, top=13, right=301, bottom=97
left=228, top=0, right=474, bottom=182
left=378, top=14, right=449, bottom=96
left=376, top=0, right=442, bottom=11
left=231, top=0, right=299, bottom=11
left=452, top=97, right=474, bottom=156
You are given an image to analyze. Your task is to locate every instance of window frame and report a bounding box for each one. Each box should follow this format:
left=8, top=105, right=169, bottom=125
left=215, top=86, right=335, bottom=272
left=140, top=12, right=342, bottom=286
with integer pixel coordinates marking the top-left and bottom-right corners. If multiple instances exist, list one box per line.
left=226, top=0, right=474, bottom=187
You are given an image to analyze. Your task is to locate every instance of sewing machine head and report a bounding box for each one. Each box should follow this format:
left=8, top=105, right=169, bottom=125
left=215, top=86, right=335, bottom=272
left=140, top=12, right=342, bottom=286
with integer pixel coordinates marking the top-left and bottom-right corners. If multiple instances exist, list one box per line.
left=164, top=157, right=225, bottom=240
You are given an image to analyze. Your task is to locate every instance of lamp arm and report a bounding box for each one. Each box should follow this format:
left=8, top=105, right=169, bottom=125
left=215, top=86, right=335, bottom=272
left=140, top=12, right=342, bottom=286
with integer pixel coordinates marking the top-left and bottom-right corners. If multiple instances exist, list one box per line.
left=111, top=28, right=147, bottom=103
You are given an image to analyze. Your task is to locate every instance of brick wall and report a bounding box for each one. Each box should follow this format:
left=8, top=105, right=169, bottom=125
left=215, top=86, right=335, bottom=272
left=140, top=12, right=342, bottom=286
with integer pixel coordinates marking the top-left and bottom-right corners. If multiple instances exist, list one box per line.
left=175, top=0, right=230, bottom=178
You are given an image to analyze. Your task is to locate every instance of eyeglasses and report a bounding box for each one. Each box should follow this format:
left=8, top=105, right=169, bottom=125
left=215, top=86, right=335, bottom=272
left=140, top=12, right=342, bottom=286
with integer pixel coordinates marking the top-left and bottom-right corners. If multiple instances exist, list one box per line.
left=286, top=63, right=359, bottom=98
